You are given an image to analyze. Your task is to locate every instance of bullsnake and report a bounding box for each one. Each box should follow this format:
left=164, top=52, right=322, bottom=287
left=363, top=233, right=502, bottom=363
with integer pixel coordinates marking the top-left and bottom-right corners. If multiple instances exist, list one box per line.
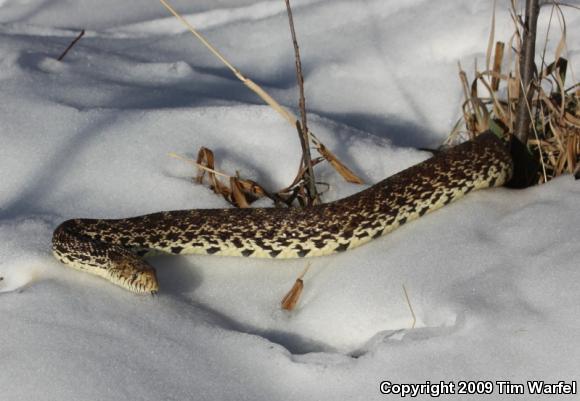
left=52, top=133, right=513, bottom=294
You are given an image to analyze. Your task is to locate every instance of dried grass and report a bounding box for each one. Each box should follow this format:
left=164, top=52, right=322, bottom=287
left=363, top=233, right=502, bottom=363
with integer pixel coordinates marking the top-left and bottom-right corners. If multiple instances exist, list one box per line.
left=170, top=149, right=329, bottom=208
left=445, top=1, right=579, bottom=184
left=281, top=263, right=310, bottom=311
left=160, top=0, right=363, bottom=209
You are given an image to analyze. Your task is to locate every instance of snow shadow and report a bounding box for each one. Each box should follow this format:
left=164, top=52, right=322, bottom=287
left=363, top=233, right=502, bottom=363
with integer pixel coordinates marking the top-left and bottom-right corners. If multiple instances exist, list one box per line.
left=19, top=46, right=435, bottom=149
left=0, top=114, right=122, bottom=222
left=152, top=259, right=336, bottom=355
left=315, top=110, right=437, bottom=149
left=155, top=258, right=460, bottom=358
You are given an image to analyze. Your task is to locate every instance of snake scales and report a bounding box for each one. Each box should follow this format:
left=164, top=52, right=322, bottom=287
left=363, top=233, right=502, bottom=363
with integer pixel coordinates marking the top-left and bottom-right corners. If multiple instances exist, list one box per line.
left=52, top=133, right=513, bottom=294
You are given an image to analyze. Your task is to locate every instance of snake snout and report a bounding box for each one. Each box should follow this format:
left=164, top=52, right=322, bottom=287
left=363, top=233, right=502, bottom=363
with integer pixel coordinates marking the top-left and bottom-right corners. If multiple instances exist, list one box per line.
left=134, top=268, right=159, bottom=295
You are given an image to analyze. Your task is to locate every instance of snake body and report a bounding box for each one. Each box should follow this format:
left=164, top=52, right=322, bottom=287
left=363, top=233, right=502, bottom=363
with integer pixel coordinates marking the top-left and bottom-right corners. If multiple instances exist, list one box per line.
left=52, top=133, right=513, bottom=294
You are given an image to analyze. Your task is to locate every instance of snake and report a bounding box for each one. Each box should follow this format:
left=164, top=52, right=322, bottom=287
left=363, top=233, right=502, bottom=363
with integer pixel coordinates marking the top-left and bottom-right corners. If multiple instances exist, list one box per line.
left=51, top=132, right=513, bottom=294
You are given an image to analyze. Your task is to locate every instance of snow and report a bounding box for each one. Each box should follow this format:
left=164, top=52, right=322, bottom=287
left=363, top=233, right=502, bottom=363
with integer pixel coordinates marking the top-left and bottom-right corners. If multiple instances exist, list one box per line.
left=1, top=0, right=579, bottom=400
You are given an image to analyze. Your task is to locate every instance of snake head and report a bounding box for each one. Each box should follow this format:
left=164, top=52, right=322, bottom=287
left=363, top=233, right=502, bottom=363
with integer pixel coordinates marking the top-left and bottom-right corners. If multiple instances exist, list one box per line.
left=108, top=255, right=160, bottom=295
left=128, top=268, right=159, bottom=295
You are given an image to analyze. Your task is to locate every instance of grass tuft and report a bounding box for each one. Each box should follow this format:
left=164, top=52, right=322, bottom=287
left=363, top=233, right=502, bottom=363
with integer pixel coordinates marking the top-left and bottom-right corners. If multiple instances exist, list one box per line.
left=445, top=2, right=579, bottom=184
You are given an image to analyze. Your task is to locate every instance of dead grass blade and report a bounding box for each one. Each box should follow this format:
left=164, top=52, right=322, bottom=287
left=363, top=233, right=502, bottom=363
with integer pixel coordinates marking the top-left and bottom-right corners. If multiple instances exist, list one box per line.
left=281, top=264, right=310, bottom=311
left=486, top=0, right=498, bottom=74
left=230, top=177, right=250, bottom=208
left=314, top=141, right=364, bottom=184
left=491, top=41, right=505, bottom=91
left=284, top=0, right=319, bottom=205
left=171, top=150, right=276, bottom=208
left=172, top=148, right=330, bottom=208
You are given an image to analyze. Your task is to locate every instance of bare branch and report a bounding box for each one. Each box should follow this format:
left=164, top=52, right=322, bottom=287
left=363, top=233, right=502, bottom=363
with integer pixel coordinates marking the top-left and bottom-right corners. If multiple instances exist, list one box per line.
left=285, top=0, right=319, bottom=205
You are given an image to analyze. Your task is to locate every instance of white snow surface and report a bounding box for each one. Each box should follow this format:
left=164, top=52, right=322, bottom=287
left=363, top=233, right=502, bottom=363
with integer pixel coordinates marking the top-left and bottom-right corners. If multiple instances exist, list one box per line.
left=1, top=0, right=580, bottom=400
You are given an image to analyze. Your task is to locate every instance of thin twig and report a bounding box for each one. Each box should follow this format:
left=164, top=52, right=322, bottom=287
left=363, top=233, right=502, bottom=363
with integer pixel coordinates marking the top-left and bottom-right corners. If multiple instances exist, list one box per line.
left=284, top=0, right=319, bottom=206
left=402, top=284, right=417, bottom=329
left=57, top=30, right=85, bottom=61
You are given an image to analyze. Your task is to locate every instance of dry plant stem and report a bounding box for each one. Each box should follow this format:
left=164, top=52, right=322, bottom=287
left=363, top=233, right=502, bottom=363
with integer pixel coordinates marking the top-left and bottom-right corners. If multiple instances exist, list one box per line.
left=458, top=63, right=475, bottom=133
left=285, top=0, right=308, bottom=134
left=284, top=0, right=319, bottom=205
left=168, top=153, right=230, bottom=179
left=281, top=263, right=310, bottom=311
left=296, top=122, right=319, bottom=204
left=402, top=284, right=416, bottom=329
left=492, top=42, right=505, bottom=91
left=57, top=30, right=85, bottom=61
left=514, top=0, right=540, bottom=143
left=158, top=0, right=364, bottom=186
left=459, top=62, right=489, bottom=134
left=172, top=151, right=305, bottom=207
left=230, top=177, right=250, bottom=208
left=518, top=67, right=549, bottom=182
left=486, top=0, right=497, bottom=73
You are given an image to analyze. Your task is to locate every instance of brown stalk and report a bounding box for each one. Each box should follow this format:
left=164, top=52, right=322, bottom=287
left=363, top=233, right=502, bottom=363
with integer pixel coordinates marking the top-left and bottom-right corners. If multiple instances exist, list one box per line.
left=491, top=41, right=505, bottom=91
left=458, top=63, right=476, bottom=135
left=284, top=0, right=319, bottom=206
